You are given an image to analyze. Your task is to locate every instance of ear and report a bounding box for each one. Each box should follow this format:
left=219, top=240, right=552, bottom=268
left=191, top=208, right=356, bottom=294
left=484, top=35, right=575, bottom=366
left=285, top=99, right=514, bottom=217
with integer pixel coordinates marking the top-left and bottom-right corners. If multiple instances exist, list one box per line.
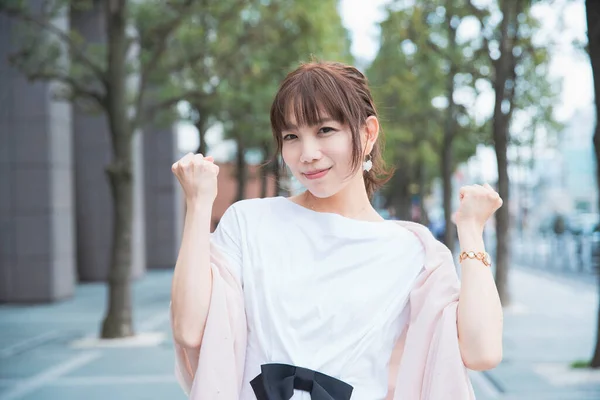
left=363, top=116, right=380, bottom=155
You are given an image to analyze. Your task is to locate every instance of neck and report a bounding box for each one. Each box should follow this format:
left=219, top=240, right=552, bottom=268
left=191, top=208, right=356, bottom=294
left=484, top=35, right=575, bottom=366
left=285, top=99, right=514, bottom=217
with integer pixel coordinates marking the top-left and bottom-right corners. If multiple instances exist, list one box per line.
left=304, top=177, right=373, bottom=219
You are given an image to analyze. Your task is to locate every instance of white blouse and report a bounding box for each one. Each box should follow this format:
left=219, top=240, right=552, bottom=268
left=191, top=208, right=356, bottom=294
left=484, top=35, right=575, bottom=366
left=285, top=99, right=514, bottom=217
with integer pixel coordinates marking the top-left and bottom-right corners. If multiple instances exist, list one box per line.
left=210, top=197, right=425, bottom=400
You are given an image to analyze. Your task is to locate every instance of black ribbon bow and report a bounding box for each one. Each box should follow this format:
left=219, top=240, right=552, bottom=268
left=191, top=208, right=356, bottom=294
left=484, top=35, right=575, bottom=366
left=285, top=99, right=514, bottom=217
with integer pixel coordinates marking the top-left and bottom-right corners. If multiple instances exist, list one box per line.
left=250, top=363, right=353, bottom=400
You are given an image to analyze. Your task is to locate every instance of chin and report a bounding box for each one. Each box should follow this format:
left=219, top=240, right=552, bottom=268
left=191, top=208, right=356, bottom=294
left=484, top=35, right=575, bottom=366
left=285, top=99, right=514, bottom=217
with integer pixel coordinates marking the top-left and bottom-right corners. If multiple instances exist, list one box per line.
left=305, top=187, right=337, bottom=199
left=303, top=180, right=347, bottom=199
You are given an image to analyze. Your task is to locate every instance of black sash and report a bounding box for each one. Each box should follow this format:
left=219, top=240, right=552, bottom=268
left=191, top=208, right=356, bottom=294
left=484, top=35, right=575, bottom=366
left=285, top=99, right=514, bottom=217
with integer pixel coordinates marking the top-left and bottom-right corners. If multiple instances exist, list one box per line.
left=250, top=363, right=353, bottom=400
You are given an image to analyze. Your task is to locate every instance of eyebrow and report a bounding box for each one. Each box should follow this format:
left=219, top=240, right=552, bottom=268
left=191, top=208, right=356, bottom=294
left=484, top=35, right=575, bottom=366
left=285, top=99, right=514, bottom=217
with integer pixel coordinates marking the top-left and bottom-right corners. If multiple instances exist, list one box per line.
left=283, top=118, right=336, bottom=131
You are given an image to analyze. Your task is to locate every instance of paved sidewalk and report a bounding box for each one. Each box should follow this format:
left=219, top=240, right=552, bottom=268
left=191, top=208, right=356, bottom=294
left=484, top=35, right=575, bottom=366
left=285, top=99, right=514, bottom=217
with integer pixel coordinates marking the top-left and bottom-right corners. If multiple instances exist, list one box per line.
left=0, top=270, right=185, bottom=400
left=1, top=266, right=599, bottom=399
left=472, top=267, right=600, bottom=400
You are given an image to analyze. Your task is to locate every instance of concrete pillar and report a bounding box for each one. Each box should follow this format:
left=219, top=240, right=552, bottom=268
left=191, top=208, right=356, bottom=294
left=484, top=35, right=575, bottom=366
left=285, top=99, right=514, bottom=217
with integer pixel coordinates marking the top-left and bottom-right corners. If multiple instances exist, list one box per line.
left=71, top=2, right=145, bottom=281
left=0, top=6, right=76, bottom=302
left=143, top=124, right=180, bottom=269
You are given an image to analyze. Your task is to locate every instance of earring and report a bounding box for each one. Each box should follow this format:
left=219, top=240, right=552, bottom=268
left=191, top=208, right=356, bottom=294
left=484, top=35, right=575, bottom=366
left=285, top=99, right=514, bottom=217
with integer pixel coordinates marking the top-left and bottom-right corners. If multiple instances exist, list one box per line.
left=363, top=154, right=373, bottom=172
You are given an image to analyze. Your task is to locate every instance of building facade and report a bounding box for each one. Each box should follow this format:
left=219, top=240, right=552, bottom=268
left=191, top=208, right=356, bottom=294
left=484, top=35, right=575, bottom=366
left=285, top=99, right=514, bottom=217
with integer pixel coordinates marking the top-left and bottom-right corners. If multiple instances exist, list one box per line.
left=0, top=1, right=179, bottom=302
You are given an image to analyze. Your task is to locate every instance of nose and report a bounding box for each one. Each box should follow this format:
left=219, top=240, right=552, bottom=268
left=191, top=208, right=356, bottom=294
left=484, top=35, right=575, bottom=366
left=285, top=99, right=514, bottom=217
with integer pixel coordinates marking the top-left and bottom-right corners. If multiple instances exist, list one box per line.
left=299, top=138, right=321, bottom=164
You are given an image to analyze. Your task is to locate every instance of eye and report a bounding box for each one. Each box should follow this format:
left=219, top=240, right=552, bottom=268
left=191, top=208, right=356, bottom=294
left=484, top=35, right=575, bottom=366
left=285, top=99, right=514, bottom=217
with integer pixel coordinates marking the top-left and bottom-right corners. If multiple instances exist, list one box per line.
left=319, top=126, right=336, bottom=134
left=282, top=134, right=297, bottom=141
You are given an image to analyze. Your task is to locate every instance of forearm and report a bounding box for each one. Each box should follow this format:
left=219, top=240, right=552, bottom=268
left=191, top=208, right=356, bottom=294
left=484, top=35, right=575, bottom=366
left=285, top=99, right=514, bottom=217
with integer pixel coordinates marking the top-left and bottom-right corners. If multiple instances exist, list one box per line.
left=171, top=201, right=214, bottom=349
left=456, top=224, right=503, bottom=371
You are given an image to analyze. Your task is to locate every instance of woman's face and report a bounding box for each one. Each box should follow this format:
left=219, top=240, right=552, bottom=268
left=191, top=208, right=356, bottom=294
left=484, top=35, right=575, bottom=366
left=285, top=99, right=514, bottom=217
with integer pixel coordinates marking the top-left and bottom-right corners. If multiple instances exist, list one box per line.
left=280, top=114, right=361, bottom=198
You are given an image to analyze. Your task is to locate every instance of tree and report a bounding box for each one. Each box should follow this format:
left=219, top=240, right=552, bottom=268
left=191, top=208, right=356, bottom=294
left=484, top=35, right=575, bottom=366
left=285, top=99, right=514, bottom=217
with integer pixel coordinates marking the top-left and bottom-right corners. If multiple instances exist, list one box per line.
left=585, top=0, right=600, bottom=369
left=368, top=3, right=482, bottom=223
left=160, top=0, right=256, bottom=158
left=418, top=0, right=489, bottom=249
left=468, top=0, right=559, bottom=305
left=1, top=0, right=202, bottom=338
left=213, top=0, right=352, bottom=200
left=162, top=0, right=351, bottom=201
left=368, top=6, right=443, bottom=219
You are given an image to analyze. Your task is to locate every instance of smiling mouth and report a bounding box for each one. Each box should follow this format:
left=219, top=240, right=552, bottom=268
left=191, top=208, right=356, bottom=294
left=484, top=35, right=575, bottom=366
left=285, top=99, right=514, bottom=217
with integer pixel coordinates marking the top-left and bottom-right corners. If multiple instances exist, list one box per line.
left=303, top=167, right=331, bottom=179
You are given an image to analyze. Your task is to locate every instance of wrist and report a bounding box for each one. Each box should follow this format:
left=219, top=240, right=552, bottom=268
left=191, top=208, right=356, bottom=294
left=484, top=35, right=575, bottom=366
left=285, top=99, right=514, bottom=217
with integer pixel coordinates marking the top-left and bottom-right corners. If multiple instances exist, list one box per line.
left=456, top=220, right=484, bottom=236
left=186, top=198, right=214, bottom=213
left=456, top=222, right=485, bottom=252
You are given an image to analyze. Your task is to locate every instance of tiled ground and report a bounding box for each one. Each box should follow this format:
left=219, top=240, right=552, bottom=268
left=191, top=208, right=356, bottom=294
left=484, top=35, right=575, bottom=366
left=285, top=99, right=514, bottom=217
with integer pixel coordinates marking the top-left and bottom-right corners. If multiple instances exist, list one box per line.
left=1, top=266, right=599, bottom=400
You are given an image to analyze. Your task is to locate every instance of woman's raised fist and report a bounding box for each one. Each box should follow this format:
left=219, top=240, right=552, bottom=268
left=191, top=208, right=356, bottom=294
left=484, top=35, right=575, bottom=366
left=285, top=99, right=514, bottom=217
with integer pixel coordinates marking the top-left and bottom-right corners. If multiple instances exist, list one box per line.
left=171, top=153, right=219, bottom=205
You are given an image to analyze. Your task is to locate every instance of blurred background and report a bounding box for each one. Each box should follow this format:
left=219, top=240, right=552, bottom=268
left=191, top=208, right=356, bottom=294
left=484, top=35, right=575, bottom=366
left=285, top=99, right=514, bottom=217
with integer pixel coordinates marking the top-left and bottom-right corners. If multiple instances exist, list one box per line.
left=0, top=0, right=599, bottom=399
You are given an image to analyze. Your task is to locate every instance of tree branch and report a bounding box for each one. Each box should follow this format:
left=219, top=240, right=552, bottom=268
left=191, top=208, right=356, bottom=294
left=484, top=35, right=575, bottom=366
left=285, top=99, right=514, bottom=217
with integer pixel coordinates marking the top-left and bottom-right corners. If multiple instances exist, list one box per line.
left=29, top=69, right=106, bottom=107
left=1, top=5, right=107, bottom=86
left=132, top=0, right=196, bottom=128
left=163, top=0, right=255, bottom=74
left=140, top=89, right=206, bottom=122
left=465, top=0, right=496, bottom=70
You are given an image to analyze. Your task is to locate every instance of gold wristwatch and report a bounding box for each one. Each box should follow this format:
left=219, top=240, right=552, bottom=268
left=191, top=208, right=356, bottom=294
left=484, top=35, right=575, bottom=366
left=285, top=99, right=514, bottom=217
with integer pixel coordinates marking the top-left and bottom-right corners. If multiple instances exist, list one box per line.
left=459, top=251, right=492, bottom=267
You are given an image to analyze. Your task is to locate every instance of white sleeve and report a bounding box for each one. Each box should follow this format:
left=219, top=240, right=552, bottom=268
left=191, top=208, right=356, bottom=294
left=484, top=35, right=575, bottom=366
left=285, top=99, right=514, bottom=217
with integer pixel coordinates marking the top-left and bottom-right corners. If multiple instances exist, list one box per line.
left=210, top=203, right=243, bottom=285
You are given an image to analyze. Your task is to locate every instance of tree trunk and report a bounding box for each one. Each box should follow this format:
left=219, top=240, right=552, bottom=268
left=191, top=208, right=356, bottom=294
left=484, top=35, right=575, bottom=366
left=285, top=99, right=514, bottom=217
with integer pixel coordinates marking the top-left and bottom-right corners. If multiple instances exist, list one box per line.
left=102, top=138, right=134, bottom=338
left=260, top=142, right=270, bottom=198
left=101, top=0, right=134, bottom=338
left=195, top=113, right=208, bottom=155
left=442, top=1, right=457, bottom=251
left=235, top=138, right=247, bottom=201
left=442, top=132, right=455, bottom=250
left=494, top=116, right=510, bottom=306
left=586, top=0, right=600, bottom=369
left=416, top=159, right=427, bottom=225
left=492, top=0, right=521, bottom=307
left=393, top=168, right=412, bottom=220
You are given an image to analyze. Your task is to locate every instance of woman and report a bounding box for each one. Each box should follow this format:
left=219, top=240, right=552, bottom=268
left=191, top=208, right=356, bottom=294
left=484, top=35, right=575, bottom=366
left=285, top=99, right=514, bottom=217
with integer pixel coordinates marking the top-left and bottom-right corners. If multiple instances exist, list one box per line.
left=170, top=61, right=503, bottom=400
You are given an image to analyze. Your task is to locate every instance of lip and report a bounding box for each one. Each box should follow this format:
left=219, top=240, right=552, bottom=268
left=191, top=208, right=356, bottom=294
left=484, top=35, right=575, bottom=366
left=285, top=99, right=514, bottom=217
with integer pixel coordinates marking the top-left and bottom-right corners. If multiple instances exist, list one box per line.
left=303, top=167, right=331, bottom=180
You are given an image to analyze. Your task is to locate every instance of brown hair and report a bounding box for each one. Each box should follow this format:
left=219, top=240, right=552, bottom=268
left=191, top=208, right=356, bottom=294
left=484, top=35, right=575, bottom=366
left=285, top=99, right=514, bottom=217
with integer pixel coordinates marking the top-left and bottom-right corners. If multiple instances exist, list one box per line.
left=270, top=61, right=393, bottom=198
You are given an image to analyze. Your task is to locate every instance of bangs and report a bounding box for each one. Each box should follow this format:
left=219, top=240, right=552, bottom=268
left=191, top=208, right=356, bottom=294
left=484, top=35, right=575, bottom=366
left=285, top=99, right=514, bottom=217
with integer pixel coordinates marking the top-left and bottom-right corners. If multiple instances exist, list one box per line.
left=271, top=69, right=354, bottom=136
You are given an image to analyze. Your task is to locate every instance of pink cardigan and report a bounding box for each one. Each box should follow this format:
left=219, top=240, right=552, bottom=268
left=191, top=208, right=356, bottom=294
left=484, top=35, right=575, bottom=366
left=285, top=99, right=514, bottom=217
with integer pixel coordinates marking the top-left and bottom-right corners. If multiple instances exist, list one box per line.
left=171, top=221, right=476, bottom=399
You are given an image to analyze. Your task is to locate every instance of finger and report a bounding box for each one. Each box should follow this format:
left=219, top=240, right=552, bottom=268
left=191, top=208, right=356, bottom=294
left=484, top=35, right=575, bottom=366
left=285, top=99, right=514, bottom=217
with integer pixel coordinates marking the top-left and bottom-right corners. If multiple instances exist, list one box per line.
left=482, top=182, right=500, bottom=198
left=204, top=155, right=214, bottom=163
left=180, top=152, right=195, bottom=167
left=184, top=154, right=202, bottom=169
left=173, top=153, right=190, bottom=172
left=484, top=183, right=498, bottom=196
left=474, top=184, right=487, bottom=193
left=459, top=185, right=472, bottom=199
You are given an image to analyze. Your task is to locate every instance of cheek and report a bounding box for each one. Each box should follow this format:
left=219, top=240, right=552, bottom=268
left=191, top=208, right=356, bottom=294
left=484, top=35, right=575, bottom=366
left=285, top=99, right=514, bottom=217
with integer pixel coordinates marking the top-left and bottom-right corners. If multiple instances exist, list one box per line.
left=327, top=135, right=354, bottom=164
left=280, top=145, right=296, bottom=167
